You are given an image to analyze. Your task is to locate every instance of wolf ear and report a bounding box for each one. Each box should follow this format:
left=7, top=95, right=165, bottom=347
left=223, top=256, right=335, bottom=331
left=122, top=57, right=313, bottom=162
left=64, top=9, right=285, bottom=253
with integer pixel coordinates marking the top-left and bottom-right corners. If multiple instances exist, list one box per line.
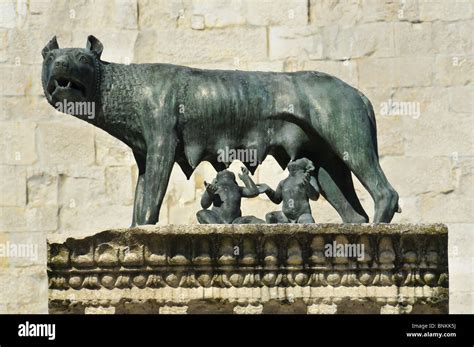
left=86, top=35, right=103, bottom=58
left=42, top=36, right=59, bottom=58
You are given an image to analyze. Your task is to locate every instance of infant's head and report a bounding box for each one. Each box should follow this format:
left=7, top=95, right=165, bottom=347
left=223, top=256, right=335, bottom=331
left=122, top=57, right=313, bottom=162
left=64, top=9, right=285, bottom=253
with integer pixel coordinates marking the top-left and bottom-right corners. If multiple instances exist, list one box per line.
left=216, top=170, right=237, bottom=183
left=288, top=158, right=315, bottom=175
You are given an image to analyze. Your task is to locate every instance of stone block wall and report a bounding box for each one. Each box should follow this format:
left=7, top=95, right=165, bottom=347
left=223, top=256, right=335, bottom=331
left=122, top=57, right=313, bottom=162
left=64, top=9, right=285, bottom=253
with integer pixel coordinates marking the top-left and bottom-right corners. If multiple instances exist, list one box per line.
left=0, top=0, right=472, bottom=313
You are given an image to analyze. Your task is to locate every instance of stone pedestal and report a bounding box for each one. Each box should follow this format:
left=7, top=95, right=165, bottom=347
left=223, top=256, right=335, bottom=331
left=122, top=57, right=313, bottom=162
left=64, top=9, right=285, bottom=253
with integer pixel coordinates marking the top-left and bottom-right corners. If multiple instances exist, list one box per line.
left=48, top=224, right=449, bottom=314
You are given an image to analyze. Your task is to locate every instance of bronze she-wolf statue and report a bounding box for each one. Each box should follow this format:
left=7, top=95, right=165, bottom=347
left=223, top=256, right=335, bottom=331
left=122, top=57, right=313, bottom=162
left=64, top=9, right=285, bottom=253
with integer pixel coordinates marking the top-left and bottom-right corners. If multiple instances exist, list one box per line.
left=41, top=35, right=400, bottom=226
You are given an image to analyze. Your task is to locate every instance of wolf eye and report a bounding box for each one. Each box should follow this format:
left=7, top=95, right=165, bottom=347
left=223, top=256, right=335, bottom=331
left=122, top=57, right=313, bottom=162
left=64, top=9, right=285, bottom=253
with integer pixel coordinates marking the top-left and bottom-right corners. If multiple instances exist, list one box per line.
left=79, top=56, right=88, bottom=64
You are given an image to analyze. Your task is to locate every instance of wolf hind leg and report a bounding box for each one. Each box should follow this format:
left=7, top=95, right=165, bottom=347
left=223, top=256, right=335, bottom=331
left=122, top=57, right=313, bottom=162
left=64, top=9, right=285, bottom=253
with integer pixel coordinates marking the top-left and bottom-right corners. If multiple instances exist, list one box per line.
left=315, top=155, right=369, bottom=223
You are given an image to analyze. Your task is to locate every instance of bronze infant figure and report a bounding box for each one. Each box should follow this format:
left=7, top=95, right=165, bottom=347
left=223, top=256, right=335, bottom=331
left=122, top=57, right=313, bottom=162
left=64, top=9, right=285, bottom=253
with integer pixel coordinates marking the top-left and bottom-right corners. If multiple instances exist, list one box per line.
left=196, top=167, right=265, bottom=224
left=258, top=158, right=320, bottom=224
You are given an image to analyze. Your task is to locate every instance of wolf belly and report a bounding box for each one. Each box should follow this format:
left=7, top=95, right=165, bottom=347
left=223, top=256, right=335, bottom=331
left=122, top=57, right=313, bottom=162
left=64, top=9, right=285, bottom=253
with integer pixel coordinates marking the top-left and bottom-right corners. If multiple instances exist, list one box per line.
left=175, top=69, right=313, bottom=177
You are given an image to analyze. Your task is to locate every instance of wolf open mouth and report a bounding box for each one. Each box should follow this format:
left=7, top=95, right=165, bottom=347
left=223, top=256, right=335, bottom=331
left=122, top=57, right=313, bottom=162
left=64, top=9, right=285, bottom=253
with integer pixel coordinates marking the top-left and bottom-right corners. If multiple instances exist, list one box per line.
left=47, top=76, right=86, bottom=97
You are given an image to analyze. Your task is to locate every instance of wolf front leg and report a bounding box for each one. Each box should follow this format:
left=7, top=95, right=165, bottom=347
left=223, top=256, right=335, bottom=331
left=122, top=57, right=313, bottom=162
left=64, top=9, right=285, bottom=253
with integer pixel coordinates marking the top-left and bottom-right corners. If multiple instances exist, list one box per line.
left=135, top=136, right=177, bottom=225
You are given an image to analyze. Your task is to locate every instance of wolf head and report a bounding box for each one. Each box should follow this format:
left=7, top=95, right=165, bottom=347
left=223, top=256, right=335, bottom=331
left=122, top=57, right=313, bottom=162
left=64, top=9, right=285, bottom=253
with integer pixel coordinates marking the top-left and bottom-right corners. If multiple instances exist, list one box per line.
left=41, top=35, right=103, bottom=107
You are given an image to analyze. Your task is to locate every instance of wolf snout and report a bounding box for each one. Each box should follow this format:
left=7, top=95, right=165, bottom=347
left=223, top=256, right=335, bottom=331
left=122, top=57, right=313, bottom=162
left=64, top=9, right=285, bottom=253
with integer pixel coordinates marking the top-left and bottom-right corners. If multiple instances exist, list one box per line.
left=54, top=58, right=69, bottom=70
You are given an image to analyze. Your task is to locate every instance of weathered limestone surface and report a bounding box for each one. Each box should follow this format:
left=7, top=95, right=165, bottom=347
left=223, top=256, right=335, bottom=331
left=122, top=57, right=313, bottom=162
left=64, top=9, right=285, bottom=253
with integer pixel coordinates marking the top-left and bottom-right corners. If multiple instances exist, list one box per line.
left=48, top=224, right=449, bottom=314
left=0, top=0, right=472, bottom=313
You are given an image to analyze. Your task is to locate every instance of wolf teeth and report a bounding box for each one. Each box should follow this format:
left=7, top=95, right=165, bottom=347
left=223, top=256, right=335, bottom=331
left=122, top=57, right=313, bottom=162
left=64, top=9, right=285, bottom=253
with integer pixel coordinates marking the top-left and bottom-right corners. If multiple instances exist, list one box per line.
left=54, top=80, right=59, bottom=87
left=67, top=81, right=71, bottom=88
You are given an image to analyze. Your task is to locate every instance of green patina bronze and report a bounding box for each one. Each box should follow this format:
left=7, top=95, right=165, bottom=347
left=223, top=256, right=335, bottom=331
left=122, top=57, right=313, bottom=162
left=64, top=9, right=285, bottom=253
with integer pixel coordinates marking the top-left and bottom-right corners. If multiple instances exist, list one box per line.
left=42, top=35, right=400, bottom=226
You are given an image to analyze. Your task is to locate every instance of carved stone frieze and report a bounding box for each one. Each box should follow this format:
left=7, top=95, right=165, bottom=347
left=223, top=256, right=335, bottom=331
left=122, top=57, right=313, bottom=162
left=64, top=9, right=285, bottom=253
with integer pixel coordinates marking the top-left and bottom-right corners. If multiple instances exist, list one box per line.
left=48, top=224, right=449, bottom=314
